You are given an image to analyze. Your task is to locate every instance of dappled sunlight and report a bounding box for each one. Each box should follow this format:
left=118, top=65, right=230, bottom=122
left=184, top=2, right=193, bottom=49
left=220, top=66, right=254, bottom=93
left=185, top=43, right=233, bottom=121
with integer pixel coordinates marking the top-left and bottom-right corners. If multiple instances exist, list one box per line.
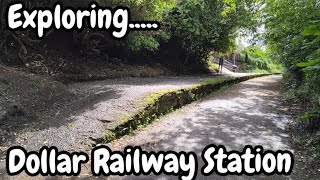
left=0, top=76, right=216, bottom=153
left=140, top=76, right=291, bottom=152
left=105, top=75, right=296, bottom=180
left=111, top=76, right=292, bottom=154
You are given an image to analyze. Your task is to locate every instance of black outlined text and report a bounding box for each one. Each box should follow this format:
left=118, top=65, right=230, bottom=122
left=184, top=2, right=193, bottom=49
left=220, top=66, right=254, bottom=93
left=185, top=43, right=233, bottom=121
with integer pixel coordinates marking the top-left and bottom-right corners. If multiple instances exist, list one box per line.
left=6, top=2, right=160, bottom=39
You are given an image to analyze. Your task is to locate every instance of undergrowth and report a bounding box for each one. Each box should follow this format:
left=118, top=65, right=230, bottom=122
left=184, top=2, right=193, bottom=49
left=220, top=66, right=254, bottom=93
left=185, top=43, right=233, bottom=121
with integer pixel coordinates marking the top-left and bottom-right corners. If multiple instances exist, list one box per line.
left=208, top=60, right=219, bottom=72
left=239, top=46, right=283, bottom=73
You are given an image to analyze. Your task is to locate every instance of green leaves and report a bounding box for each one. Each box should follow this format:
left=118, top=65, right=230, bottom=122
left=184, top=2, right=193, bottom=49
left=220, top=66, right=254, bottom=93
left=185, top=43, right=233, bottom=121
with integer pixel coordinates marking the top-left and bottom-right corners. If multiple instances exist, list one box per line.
left=302, top=24, right=320, bottom=36
left=296, top=59, right=320, bottom=68
left=104, top=0, right=261, bottom=72
left=263, top=0, right=320, bottom=117
left=167, top=0, right=258, bottom=55
left=296, top=18, right=320, bottom=70
left=128, top=33, right=160, bottom=52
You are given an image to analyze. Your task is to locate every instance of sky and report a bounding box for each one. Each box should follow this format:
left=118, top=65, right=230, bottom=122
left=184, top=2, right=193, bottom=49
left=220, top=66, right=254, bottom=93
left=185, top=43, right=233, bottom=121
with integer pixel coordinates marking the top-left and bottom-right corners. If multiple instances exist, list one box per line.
left=236, top=25, right=267, bottom=52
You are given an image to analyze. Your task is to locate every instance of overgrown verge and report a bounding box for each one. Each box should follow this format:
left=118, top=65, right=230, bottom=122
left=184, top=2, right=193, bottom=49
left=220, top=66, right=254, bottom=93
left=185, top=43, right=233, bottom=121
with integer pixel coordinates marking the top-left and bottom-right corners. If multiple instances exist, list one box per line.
left=287, top=101, right=320, bottom=177
left=238, top=46, right=283, bottom=74
left=97, top=74, right=271, bottom=144
left=263, top=0, right=320, bottom=158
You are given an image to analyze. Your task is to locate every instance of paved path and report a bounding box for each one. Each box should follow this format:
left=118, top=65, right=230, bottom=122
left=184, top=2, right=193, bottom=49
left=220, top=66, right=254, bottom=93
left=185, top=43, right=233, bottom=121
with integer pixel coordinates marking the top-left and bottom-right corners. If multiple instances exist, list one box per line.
left=108, top=75, right=298, bottom=180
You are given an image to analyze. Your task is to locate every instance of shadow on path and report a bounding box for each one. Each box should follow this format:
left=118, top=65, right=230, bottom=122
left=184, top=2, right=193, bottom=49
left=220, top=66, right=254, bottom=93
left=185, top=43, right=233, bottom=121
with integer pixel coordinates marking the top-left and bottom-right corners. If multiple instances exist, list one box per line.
left=109, top=75, right=295, bottom=180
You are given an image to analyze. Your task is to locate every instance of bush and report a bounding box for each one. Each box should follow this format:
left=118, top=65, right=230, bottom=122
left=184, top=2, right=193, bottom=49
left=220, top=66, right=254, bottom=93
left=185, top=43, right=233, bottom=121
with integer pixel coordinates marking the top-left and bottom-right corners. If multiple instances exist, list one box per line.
left=263, top=0, right=320, bottom=128
left=240, top=46, right=283, bottom=73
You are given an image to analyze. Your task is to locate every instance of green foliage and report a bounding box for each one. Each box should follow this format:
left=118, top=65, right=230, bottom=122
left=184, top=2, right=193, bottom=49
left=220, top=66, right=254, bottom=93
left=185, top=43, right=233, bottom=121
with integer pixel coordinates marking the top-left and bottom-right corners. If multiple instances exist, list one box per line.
left=240, top=46, right=283, bottom=73
left=1, top=0, right=260, bottom=74
left=201, top=77, right=232, bottom=86
left=296, top=21, right=320, bottom=71
left=167, top=0, right=226, bottom=57
left=299, top=113, right=320, bottom=123
left=1, top=0, right=261, bottom=75
left=96, top=0, right=175, bottom=64
left=263, top=0, right=318, bottom=67
left=159, top=0, right=259, bottom=73
left=296, top=59, right=320, bottom=69
left=103, top=0, right=175, bottom=21
left=104, top=131, right=116, bottom=142
left=127, top=33, right=160, bottom=52
left=263, top=0, right=320, bottom=125
left=207, top=61, right=219, bottom=72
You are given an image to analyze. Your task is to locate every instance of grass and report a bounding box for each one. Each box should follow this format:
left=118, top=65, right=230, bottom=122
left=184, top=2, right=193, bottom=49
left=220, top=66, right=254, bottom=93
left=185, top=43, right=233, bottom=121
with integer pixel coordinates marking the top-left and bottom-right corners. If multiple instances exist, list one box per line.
left=208, top=60, right=219, bottom=72
left=144, top=77, right=232, bottom=105
left=200, top=77, right=233, bottom=86
left=144, top=89, right=176, bottom=105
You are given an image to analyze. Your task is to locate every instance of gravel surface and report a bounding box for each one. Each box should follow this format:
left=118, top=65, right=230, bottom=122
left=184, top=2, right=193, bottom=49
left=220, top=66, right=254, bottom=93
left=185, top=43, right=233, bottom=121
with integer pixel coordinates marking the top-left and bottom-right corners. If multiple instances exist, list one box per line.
left=0, top=76, right=219, bottom=176
left=100, top=75, right=313, bottom=180
left=0, top=72, right=259, bottom=179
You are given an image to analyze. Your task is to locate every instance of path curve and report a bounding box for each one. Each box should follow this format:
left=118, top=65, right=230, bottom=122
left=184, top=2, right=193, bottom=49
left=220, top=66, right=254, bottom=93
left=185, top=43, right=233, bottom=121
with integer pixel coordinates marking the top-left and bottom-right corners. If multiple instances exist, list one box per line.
left=107, top=75, right=299, bottom=180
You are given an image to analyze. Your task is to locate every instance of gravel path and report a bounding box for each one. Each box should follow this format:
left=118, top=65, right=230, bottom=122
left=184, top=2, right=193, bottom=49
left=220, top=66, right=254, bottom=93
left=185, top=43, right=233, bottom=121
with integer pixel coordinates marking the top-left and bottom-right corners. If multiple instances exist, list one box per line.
left=3, top=74, right=249, bottom=153
left=0, top=72, right=257, bottom=179
left=0, top=76, right=220, bottom=176
left=102, top=75, right=308, bottom=180
left=1, top=75, right=314, bottom=179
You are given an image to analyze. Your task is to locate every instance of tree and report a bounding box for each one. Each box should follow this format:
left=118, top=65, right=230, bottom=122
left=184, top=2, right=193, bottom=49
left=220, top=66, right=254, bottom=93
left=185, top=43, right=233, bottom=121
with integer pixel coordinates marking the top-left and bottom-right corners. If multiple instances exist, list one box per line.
left=263, top=0, right=320, bottom=123
left=159, top=0, right=260, bottom=73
